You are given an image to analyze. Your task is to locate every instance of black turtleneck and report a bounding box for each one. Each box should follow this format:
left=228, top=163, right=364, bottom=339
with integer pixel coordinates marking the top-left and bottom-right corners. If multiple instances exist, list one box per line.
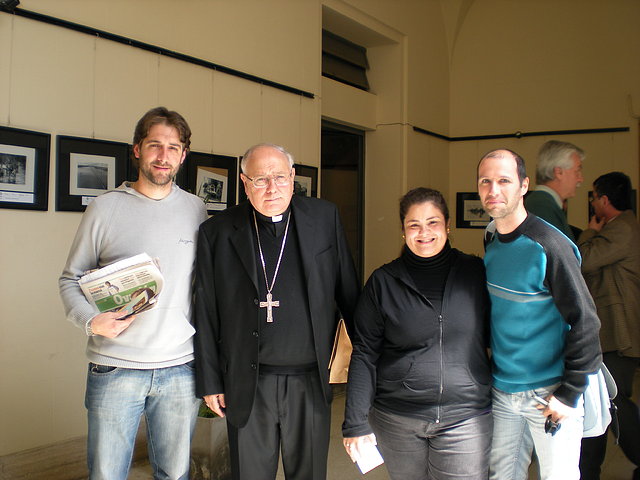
left=401, top=241, right=453, bottom=313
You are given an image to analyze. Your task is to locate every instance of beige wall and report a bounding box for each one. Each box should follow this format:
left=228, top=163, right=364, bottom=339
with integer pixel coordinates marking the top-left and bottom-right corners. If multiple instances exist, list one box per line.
left=0, top=0, right=322, bottom=455
left=448, top=0, right=640, bottom=255
left=1, top=0, right=639, bottom=456
left=323, top=0, right=452, bottom=276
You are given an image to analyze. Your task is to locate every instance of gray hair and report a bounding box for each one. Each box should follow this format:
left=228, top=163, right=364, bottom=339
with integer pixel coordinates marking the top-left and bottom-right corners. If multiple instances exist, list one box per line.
left=240, top=143, right=295, bottom=173
left=536, top=140, right=585, bottom=184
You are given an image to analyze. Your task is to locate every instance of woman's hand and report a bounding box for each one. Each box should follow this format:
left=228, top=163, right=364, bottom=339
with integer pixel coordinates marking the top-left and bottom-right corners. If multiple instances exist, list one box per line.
left=343, top=433, right=377, bottom=463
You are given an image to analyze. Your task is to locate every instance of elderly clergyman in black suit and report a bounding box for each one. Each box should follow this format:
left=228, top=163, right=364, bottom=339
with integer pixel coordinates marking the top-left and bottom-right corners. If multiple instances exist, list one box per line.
left=194, top=143, right=360, bottom=480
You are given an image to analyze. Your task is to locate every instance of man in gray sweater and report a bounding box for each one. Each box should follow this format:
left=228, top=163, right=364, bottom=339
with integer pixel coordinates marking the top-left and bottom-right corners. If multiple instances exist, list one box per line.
left=59, top=107, right=207, bottom=480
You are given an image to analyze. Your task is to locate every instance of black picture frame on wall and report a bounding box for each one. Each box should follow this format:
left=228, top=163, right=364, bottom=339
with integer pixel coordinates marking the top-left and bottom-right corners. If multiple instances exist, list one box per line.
left=238, top=156, right=247, bottom=204
left=293, top=164, right=318, bottom=198
left=0, top=126, right=51, bottom=211
left=56, top=136, right=128, bottom=212
left=456, top=192, right=490, bottom=229
left=182, top=151, right=237, bottom=215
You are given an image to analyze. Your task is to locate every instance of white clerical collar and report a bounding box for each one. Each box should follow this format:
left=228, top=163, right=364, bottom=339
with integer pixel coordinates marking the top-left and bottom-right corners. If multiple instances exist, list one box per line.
left=254, top=209, right=290, bottom=224
left=536, top=185, right=563, bottom=208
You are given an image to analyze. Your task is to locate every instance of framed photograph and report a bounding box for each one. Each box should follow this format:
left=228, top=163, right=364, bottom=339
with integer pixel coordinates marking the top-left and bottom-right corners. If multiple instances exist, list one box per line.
left=56, top=136, right=128, bottom=211
left=293, top=164, right=318, bottom=198
left=456, top=192, right=490, bottom=228
left=0, top=126, right=51, bottom=211
left=185, top=151, right=237, bottom=215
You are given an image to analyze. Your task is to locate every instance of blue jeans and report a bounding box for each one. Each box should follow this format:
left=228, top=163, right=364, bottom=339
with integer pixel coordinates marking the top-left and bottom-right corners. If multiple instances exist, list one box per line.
left=369, top=407, right=492, bottom=480
left=85, top=362, right=201, bottom=480
left=490, top=385, right=584, bottom=480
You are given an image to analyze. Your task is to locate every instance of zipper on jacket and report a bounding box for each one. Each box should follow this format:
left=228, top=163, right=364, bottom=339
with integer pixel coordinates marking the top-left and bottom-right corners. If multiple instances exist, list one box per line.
left=436, top=313, right=444, bottom=423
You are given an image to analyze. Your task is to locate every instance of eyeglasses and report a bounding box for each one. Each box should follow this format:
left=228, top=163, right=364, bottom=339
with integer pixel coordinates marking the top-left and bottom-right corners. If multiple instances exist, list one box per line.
left=244, top=172, right=292, bottom=188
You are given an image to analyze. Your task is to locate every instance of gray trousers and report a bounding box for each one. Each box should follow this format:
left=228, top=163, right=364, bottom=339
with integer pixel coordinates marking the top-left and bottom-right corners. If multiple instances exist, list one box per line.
left=369, top=407, right=492, bottom=480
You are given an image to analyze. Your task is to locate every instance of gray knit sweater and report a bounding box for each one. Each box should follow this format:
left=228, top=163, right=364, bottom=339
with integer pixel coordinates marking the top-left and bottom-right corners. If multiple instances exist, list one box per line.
left=59, top=182, right=207, bottom=368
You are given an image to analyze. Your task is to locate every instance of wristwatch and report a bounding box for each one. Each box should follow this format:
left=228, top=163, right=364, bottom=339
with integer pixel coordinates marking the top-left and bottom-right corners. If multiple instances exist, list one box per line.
left=85, top=318, right=96, bottom=337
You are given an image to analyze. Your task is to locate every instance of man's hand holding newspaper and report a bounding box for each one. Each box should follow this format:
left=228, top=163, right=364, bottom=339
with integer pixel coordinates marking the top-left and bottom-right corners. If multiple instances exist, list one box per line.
left=80, top=253, right=164, bottom=337
left=89, top=311, right=136, bottom=338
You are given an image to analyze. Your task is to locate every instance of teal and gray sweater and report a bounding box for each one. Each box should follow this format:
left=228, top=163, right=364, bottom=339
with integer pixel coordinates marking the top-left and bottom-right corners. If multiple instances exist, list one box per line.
left=484, top=214, right=601, bottom=407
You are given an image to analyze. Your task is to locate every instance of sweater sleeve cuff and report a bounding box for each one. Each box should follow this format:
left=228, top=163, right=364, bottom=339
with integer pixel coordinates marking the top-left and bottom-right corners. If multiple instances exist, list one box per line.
left=342, top=423, right=374, bottom=438
left=553, top=382, right=584, bottom=408
left=69, top=306, right=99, bottom=330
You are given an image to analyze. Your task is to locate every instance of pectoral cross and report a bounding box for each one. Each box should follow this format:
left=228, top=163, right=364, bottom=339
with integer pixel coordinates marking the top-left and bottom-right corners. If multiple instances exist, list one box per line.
left=260, top=292, right=280, bottom=323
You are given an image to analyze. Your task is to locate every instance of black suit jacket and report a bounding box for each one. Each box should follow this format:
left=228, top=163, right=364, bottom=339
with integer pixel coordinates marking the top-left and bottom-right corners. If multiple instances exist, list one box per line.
left=194, top=195, right=360, bottom=427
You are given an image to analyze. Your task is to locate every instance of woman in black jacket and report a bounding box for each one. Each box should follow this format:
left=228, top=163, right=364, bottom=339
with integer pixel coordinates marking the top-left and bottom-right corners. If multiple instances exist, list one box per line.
left=342, top=187, right=492, bottom=480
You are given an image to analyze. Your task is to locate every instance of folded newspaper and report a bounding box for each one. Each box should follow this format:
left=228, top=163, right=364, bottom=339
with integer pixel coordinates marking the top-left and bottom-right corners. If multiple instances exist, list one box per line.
left=78, top=253, right=163, bottom=318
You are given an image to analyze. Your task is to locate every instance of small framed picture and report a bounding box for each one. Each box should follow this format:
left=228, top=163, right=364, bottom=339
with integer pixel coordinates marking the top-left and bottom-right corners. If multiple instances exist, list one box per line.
left=184, top=151, right=237, bottom=215
left=0, top=126, right=51, bottom=211
left=456, top=192, right=490, bottom=228
left=293, top=164, right=318, bottom=198
left=56, top=136, right=128, bottom=211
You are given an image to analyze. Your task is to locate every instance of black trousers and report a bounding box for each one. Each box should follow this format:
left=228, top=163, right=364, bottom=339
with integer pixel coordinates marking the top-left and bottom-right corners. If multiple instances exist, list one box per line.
left=226, top=370, right=331, bottom=480
left=579, top=352, right=640, bottom=480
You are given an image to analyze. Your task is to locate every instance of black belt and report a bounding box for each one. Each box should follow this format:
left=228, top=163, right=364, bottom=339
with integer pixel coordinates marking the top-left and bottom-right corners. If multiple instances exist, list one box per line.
left=259, top=363, right=316, bottom=375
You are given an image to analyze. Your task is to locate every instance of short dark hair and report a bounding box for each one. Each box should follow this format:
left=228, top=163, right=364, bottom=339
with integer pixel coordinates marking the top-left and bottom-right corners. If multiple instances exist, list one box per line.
left=399, top=187, right=449, bottom=225
left=131, top=107, right=191, bottom=167
left=478, top=148, right=527, bottom=185
left=593, top=171, right=633, bottom=211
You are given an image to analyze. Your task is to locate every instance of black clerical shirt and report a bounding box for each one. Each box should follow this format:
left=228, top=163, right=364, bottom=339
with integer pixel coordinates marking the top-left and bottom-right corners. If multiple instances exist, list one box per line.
left=253, top=209, right=316, bottom=367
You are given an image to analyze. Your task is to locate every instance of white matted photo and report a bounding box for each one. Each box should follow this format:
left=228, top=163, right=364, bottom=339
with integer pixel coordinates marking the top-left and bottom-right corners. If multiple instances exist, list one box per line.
left=463, top=199, right=489, bottom=223
left=196, top=166, right=228, bottom=211
left=0, top=144, right=36, bottom=193
left=69, top=153, right=116, bottom=197
left=294, top=174, right=312, bottom=197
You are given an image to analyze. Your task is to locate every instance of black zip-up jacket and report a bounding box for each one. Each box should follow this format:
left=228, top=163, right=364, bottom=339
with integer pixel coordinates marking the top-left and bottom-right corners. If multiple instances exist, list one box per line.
left=343, top=249, right=491, bottom=437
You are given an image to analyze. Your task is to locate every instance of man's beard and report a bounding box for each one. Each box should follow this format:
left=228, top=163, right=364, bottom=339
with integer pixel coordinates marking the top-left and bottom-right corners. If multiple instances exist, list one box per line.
left=140, top=163, right=177, bottom=186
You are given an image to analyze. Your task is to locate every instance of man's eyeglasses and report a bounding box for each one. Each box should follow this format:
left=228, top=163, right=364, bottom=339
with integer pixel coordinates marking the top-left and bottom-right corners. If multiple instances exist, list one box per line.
left=244, top=172, right=292, bottom=188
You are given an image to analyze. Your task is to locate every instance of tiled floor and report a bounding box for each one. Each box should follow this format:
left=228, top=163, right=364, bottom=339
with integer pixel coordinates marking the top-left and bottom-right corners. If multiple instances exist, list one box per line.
left=130, top=370, right=639, bottom=479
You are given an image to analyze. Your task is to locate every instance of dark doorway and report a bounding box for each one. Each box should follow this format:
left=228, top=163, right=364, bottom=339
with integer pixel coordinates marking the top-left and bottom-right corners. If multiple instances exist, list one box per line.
left=321, top=121, right=364, bottom=282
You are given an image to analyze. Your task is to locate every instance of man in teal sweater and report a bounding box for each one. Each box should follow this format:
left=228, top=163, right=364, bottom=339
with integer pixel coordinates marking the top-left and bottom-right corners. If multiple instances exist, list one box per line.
left=478, top=148, right=601, bottom=480
left=524, top=140, right=584, bottom=242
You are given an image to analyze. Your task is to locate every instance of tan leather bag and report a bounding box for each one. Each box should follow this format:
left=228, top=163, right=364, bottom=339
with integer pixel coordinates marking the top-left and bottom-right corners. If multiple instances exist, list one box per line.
left=328, top=318, right=352, bottom=384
